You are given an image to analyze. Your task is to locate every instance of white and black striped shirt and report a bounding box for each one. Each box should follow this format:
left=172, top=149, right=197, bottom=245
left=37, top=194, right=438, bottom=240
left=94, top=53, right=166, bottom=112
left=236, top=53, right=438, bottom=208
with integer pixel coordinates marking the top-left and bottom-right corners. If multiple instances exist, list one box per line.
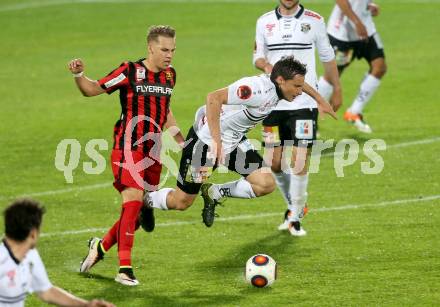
left=254, top=5, right=335, bottom=110
left=0, top=241, right=52, bottom=307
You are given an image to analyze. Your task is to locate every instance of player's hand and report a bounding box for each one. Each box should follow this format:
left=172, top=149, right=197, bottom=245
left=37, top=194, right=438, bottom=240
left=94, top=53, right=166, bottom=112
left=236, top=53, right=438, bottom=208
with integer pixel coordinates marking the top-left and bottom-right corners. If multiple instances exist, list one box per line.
left=208, top=139, right=225, bottom=165
left=368, top=3, right=380, bottom=17
left=86, top=299, right=115, bottom=307
left=330, top=86, right=343, bottom=112
left=68, top=58, right=84, bottom=74
left=264, top=63, right=273, bottom=74
left=354, top=21, right=368, bottom=41
left=317, top=97, right=337, bottom=120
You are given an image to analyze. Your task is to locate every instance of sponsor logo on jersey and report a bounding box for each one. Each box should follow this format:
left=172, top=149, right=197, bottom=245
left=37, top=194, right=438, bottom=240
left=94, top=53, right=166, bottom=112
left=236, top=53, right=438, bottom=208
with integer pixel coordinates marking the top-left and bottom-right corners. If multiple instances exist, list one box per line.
left=7, top=269, right=16, bottom=287
left=266, top=23, right=276, bottom=32
left=136, top=67, right=146, bottom=80
left=282, top=34, right=292, bottom=40
left=135, top=84, right=173, bottom=96
left=301, top=23, right=311, bottom=33
left=165, top=71, right=174, bottom=81
left=237, top=85, right=252, bottom=100
left=104, top=73, right=126, bottom=89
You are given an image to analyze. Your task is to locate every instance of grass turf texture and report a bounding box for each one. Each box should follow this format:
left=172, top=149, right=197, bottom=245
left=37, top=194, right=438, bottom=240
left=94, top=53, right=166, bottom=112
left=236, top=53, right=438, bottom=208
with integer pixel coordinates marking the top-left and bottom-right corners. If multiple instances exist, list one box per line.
left=1, top=0, right=439, bottom=306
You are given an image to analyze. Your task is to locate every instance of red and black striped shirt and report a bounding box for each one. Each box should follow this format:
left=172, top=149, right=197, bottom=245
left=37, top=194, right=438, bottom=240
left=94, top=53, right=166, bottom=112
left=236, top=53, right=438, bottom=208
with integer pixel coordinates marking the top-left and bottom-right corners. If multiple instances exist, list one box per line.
left=98, top=58, right=176, bottom=153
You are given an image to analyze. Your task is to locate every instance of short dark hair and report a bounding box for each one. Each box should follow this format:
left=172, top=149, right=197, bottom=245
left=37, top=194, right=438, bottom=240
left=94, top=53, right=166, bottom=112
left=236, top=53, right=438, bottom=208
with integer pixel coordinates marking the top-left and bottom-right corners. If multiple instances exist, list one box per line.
left=147, top=25, right=176, bottom=43
left=3, top=199, right=45, bottom=242
left=270, top=56, right=307, bottom=83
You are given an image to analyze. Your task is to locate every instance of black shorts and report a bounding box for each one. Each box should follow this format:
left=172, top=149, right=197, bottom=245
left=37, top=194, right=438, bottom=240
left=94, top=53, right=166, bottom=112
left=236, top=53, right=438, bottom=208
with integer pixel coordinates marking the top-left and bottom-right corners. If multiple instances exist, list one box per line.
left=262, top=108, right=318, bottom=148
left=329, top=33, right=385, bottom=68
left=177, top=127, right=266, bottom=195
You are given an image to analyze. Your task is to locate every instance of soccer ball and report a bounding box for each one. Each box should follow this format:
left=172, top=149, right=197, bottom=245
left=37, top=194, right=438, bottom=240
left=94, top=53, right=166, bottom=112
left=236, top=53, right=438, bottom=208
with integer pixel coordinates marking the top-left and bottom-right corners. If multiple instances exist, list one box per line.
left=245, top=254, right=277, bottom=288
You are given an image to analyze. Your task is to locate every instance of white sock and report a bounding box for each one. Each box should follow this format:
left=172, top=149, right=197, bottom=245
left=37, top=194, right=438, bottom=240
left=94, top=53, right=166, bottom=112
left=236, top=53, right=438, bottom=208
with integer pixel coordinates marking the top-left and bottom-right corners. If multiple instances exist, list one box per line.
left=317, top=76, right=334, bottom=101
left=210, top=178, right=256, bottom=200
left=349, top=74, right=381, bottom=115
left=149, top=188, right=174, bottom=210
left=288, top=174, right=309, bottom=222
left=274, top=170, right=292, bottom=207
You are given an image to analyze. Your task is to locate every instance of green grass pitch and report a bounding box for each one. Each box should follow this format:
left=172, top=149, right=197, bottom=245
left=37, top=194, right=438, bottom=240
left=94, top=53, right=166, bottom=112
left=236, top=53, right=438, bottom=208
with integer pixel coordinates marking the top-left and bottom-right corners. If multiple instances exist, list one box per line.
left=1, top=0, right=439, bottom=306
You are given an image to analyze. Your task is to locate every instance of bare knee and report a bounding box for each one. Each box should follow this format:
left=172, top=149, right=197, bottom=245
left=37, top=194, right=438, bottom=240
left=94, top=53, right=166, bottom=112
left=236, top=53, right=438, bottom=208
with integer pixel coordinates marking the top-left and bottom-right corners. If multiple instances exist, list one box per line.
left=174, top=199, right=193, bottom=211
left=169, top=189, right=196, bottom=210
left=371, top=60, right=387, bottom=79
left=252, top=174, right=276, bottom=197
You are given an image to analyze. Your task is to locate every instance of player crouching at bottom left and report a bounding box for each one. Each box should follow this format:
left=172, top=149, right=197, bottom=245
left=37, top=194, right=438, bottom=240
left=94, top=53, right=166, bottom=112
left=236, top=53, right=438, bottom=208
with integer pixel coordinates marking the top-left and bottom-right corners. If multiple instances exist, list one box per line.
left=139, top=56, right=336, bottom=235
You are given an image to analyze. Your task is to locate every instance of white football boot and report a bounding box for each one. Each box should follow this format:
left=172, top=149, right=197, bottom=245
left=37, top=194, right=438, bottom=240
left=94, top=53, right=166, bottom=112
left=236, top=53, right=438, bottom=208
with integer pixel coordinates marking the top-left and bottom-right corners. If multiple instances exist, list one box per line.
left=80, top=237, right=104, bottom=273
left=288, top=221, right=307, bottom=237
left=115, top=269, right=139, bottom=286
left=278, top=206, right=309, bottom=231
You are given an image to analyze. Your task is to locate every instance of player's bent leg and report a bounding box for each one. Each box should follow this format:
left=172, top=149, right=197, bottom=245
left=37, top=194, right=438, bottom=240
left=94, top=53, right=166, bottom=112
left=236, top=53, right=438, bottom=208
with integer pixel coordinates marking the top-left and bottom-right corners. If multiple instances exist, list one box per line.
left=345, top=57, right=385, bottom=133
left=245, top=168, right=276, bottom=197
left=166, top=187, right=198, bottom=210
left=370, top=57, right=387, bottom=79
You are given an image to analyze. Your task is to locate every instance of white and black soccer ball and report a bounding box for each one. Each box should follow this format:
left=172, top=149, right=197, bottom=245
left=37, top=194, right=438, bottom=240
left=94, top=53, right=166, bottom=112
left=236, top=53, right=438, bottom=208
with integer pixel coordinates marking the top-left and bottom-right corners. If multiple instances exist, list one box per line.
left=245, top=254, right=277, bottom=288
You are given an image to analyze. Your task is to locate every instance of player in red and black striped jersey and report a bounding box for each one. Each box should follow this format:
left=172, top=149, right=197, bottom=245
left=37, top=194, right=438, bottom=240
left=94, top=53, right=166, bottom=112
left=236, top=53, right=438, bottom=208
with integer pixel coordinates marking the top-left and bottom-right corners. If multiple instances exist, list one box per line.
left=68, top=25, right=184, bottom=286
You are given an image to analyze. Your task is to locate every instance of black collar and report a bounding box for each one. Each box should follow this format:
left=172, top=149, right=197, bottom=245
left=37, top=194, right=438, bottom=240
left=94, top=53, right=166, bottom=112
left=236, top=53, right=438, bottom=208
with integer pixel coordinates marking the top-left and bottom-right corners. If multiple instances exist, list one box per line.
left=275, top=4, right=304, bottom=20
left=2, top=239, right=20, bottom=265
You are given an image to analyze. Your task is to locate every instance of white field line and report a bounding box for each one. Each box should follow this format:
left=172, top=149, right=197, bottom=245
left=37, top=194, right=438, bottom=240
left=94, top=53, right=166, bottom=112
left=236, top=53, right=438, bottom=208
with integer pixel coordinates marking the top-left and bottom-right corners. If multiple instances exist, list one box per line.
left=321, top=136, right=440, bottom=157
left=1, top=0, right=440, bottom=13
left=40, top=194, right=440, bottom=237
left=1, top=136, right=439, bottom=201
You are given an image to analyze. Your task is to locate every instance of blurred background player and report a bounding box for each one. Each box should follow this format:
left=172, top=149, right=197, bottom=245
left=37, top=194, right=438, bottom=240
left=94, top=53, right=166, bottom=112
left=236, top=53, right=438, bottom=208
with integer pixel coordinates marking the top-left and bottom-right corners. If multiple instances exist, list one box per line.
left=319, top=0, right=386, bottom=133
left=139, top=57, right=336, bottom=231
left=68, top=25, right=184, bottom=286
left=253, top=0, right=341, bottom=236
left=0, top=199, right=114, bottom=307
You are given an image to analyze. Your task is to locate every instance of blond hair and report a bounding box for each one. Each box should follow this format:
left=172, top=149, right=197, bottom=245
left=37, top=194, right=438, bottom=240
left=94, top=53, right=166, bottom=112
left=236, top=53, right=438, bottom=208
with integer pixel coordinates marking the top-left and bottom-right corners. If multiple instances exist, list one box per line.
left=147, top=25, right=176, bottom=43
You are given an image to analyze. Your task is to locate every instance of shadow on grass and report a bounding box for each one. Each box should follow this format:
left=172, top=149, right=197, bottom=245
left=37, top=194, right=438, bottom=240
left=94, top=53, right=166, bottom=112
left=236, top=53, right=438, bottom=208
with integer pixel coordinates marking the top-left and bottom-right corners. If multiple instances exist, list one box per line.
left=88, top=285, right=240, bottom=307
left=77, top=272, right=115, bottom=283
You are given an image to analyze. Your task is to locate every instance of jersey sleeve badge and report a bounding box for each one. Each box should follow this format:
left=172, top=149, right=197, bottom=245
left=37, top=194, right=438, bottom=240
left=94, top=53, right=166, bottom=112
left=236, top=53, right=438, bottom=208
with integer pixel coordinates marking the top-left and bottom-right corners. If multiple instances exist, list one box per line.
left=165, top=71, right=174, bottom=81
left=237, top=85, right=253, bottom=100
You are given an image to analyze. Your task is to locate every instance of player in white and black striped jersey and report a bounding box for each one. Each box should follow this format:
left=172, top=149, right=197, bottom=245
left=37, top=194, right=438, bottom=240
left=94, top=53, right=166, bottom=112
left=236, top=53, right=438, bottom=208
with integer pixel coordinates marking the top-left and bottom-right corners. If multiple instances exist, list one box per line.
left=253, top=0, right=341, bottom=236
left=0, top=199, right=113, bottom=307
left=139, top=57, right=336, bottom=230
left=319, top=0, right=387, bottom=133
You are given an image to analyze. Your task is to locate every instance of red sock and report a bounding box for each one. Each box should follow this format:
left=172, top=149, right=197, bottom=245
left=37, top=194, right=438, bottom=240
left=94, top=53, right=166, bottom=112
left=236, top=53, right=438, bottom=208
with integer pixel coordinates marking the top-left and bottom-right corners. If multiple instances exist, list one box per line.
left=101, top=204, right=142, bottom=253
left=117, top=200, right=142, bottom=267
left=102, top=220, right=119, bottom=252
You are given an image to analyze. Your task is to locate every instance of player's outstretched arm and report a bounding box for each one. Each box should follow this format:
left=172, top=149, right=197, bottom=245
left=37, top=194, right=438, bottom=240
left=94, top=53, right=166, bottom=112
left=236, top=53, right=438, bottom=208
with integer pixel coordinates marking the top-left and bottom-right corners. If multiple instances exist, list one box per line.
left=255, top=58, right=273, bottom=74
left=68, top=58, right=105, bottom=97
left=38, top=286, right=115, bottom=307
left=335, top=0, right=368, bottom=40
left=303, top=83, right=337, bottom=120
left=206, top=87, right=228, bottom=164
left=322, top=60, right=342, bottom=111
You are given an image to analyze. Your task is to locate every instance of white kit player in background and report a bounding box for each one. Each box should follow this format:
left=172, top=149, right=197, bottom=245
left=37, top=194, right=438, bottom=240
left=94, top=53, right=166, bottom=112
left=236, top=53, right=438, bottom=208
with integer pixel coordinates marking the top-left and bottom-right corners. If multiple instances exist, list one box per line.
left=319, top=0, right=387, bottom=133
left=253, top=0, right=341, bottom=236
left=138, top=57, right=336, bottom=230
left=0, top=199, right=114, bottom=307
